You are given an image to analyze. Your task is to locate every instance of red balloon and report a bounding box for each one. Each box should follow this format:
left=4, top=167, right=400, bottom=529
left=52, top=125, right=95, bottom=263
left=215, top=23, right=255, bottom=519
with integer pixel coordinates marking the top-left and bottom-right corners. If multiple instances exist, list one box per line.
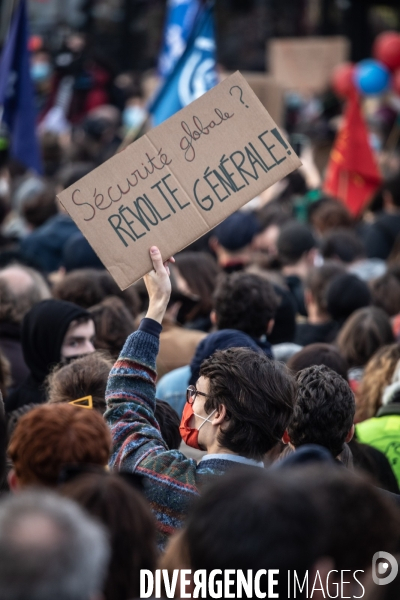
left=331, top=63, right=356, bottom=98
left=393, top=68, right=400, bottom=96
left=373, top=32, right=400, bottom=71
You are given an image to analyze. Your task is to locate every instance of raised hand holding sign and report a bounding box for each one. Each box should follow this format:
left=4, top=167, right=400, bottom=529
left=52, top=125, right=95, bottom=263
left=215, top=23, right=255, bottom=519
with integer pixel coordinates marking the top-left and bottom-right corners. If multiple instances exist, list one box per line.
left=58, top=71, right=301, bottom=289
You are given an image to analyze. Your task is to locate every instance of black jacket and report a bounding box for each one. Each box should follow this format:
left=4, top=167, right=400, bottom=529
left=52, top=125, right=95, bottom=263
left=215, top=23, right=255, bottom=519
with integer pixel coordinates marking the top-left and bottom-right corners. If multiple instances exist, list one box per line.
left=360, top=213, right=400, bottom=260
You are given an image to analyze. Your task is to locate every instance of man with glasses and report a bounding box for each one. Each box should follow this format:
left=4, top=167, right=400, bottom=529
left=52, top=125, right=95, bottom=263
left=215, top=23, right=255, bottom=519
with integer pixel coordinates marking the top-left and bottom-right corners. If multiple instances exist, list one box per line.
left=105, top=246, right=296, bottom=549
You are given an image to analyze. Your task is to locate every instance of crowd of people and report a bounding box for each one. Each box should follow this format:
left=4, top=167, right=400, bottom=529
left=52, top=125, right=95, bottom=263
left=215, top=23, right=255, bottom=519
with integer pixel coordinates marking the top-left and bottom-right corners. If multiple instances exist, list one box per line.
left=1, top=24, right=400, bottom=600
left=0, top=176, right=399, bottom=597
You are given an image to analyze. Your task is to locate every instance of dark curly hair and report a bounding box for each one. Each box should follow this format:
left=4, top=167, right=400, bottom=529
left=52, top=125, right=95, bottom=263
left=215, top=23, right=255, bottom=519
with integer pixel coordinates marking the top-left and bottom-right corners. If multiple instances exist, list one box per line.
left=288, top=365, right=355, bottom=457
left=213, top=272, right=279, bottom=338
left=200, top=347, right=296, bottom=459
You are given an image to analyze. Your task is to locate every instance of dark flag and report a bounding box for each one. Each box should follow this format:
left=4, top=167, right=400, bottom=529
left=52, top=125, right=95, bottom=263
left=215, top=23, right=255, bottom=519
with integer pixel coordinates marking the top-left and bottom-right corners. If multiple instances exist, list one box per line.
left=149, top=0, right=217, bottom=127
left=0, top=0, right=42, bottom=173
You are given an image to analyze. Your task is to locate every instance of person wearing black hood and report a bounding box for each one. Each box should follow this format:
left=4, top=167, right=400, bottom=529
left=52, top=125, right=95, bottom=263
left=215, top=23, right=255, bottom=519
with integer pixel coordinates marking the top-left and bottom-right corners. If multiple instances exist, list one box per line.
left=5, top=299, right=95, bottom=413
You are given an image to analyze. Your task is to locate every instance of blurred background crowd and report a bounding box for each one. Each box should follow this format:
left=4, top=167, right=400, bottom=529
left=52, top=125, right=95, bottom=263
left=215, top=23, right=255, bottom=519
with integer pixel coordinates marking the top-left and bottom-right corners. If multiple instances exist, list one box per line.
left=0, top=0, right=399, bottom=599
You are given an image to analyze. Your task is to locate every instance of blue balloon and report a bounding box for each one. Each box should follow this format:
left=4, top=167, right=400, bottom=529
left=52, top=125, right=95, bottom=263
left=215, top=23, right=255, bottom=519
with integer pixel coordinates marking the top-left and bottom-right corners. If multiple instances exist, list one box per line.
left=354, top=59, right=390, bottom=95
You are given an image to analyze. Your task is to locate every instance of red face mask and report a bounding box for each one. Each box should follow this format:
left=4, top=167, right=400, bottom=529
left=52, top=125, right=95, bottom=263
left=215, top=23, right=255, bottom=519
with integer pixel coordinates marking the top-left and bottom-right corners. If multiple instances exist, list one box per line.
left=179, top=402, right=216, bottom=449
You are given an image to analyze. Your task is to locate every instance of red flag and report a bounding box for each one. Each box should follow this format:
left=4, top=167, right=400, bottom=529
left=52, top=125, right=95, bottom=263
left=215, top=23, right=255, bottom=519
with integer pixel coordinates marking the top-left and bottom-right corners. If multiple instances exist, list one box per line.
left=323, top=93, right=382, bottom=216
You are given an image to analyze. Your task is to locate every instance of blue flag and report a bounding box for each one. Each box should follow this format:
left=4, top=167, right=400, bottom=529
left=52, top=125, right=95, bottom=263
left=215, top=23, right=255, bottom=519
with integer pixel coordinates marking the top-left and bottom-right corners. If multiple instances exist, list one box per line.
left=158, top=0, right=201, bottom=79
left=150, top=0, right=218, bottom=127
left=0, top=0, right=42, bottom=173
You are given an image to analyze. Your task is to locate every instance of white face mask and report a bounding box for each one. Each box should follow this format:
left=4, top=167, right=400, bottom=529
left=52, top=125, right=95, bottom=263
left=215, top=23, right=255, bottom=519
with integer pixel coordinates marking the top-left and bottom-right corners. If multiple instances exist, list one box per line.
left=122, top=106, right=147, bottom=131
left=194, top=408, right=217, bottom=431
left=31, top=62, right=52, bottom=83
left=313, top=252, right=323, bottom=267
left=0, top=178, right=10, bottom=198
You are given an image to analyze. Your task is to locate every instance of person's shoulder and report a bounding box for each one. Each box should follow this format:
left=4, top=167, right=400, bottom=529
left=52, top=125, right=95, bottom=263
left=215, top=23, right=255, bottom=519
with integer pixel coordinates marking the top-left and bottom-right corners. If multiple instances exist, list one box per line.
left=137, top=448, right=199, bottom=489
left=356, top=415, right=385, bottom=437
left=294, top=322, right=314, bottom=341
left=196, top=457, right=254, bottom=475
left=40, top=214, right=77, bottom=236
left=295, top=321, right=337, bottom=346
left=372, top=212, right=400, bottom=238
left=157, top=365, right=191, bottom=390
left=161, top=324, right=206, bottom=341
left=22, top=214, right=76, bottom=248
left=376, top=211, right=400, bottom=224
left=285, top=274, right=302, bottom=285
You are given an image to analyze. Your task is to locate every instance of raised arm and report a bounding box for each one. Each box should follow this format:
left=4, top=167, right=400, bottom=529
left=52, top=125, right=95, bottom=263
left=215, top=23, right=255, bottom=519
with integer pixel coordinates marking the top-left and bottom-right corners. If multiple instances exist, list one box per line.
left=105, top=247, right=174, bottom=469
left=143, top=246, right=174, bottom=325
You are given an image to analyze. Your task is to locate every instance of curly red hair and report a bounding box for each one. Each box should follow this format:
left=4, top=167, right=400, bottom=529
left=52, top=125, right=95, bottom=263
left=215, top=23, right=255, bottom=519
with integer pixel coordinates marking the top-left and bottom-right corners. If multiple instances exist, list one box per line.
left=8, top=403, right=111, bottom=486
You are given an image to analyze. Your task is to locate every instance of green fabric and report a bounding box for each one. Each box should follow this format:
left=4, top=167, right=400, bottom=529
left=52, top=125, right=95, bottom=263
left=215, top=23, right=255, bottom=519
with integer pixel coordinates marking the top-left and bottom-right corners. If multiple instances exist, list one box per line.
left=356, top=413, right=400, bottom=485
left=293, top=190, right=322, bottom=222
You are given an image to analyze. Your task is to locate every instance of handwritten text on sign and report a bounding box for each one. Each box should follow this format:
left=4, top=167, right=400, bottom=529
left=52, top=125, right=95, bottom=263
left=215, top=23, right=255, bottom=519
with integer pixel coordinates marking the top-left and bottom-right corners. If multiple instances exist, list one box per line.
left=58, top=72, right=301, bottom=289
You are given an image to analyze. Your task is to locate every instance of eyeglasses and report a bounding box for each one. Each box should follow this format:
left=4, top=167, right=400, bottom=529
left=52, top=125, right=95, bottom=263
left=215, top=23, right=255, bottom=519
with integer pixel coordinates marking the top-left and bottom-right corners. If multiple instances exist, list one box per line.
left=186, top=385, right=209, bottom=405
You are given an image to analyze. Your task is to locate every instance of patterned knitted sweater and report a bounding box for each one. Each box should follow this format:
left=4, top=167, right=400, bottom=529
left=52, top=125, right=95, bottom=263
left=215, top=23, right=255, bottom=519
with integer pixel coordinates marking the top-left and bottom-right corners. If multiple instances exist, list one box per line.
left=105, top=318, right=241, bottom=549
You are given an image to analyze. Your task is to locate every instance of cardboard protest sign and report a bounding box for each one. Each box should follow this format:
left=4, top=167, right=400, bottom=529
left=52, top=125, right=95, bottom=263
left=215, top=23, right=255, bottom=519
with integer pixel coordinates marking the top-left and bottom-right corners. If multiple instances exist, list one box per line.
left=268, top=37, right=350, bottom=94
left=57, top=71, right=301, bottom=290
left=223, top=72, right=284, bottom=126
left=240, top=72, right=284, bottom=127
